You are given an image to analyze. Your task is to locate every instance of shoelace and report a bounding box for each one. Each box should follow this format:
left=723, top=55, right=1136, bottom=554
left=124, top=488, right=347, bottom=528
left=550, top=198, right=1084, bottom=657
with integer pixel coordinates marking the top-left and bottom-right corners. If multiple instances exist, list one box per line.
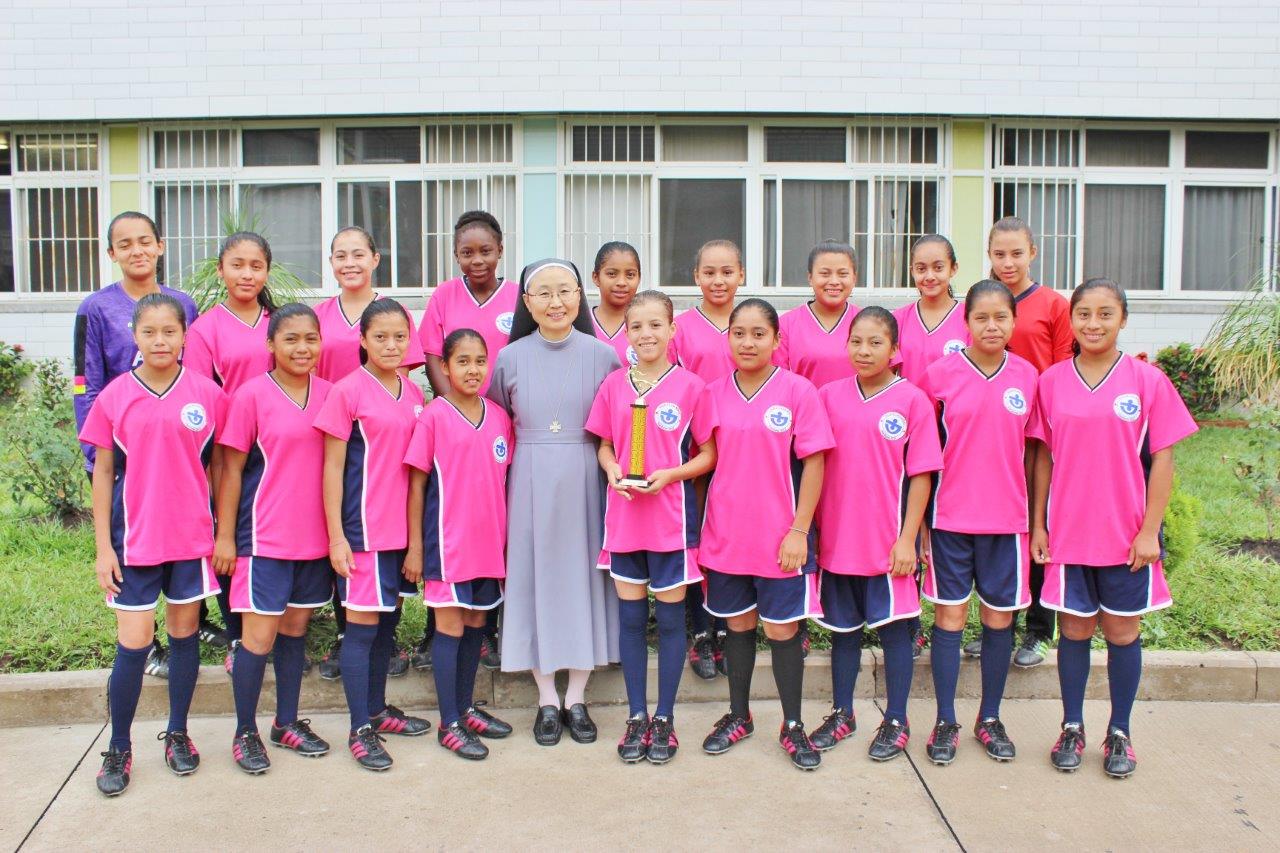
left=1104, top=730, right=1130, bottom=754
left=820, top=709, right=848, bottom=730
left=875, top=720, right=905, bottom=745
left=932, top=721, right=960, bottom=743
left=356, top=727, right=386, bottom=751
left=100, top=750, right=127, bottom=773
left=782, top=723, right=810, bottom=752
left=290, top=719, right=317, bottom=737
left=382, top=704, right=405, bottom=719
left=238, top=732, right=267, bottom=760
left=624, top=716, right=648, bottom=741
left=651, top=717, right=673, bottom=745
left=713, top=713, right=743, bottom=735
left=158, top=730, right=194, bottom=749
left=1058, top=726, right=1085, bottom=752
left=981, top=719, right=1010, bottom=742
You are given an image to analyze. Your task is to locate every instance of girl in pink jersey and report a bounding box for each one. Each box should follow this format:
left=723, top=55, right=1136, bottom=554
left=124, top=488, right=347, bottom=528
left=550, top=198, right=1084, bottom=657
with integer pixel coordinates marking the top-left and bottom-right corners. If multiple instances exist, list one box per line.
left=589, top=241, right=643, bottom=367
left=1032, top=279, right=1196, bottom=779
left=313, top=226, right=424, bottom=681
left=415, top=210, right=515, bottom=673
left=186, top=231, right=280, bottom=671
left=213, top=303, right=334, bottom=774
left=812, top=307, right=942, bottom=763
left=586, top=290, right=719, bottom=765
left=917, top=282, right=1042, bottom=766
left=698, top=298, right=834, bottom=771
left=893, top=235, right=970, bottom=385
left=315, top=299, right=430, bottom=771
left=404, top=329, right=515, bottom=761
left=80, top=294, right=228, bottom=797
left=774, top=241, right=859, bottom=388
left=671, top=240, right=743, bottom=679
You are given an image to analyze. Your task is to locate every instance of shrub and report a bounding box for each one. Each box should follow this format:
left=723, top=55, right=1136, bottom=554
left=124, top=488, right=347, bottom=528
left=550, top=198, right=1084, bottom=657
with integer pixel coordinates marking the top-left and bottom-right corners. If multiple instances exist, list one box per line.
left=0, top=341, right=34, bottom=404
left=0, top=360, right=87, bottom=524
left=1226, top=405, right=1280, bottom=540
left=1199, top=276, right=1280, bottom=405
left=1153, top=343, right=1222, bottom=418
left=1162, top=483, right=1203, bottom=573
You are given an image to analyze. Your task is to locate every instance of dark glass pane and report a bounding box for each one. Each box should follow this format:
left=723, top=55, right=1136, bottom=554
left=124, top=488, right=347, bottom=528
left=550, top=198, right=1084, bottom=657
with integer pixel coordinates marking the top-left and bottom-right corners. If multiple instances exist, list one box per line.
left=242, top=128, right=320, bottom=167
left=765, top=127, right=845, bottom=163
left=658, top=179, right=744, bottom=285
left=338, top=127, right=420, bottom=165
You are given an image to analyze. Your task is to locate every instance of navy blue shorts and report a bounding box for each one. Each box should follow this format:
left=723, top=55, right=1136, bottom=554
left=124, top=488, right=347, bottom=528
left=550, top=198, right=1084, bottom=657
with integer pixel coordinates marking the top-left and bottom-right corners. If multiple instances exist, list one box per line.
left=814, top=571, right=921, bottom=632
left=608, top=549, right=702, bottom=592
left=336, top=550, right=416, bottom=612
left=230, top=556, right=332, bottom=615
left=423, top=577, right=504, bottom=610
left=107, top=557, right=219, bottom=611
left=923, top=530, right=1031, bottom=611
left=703, top=569, right=822, bottom=624
left=1041, top=561, right=1173, bottom=617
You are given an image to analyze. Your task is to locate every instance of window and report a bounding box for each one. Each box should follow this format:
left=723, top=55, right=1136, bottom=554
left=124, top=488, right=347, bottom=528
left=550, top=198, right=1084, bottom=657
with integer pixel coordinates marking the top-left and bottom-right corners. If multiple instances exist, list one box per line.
left=571, top=125, right=654, bottom=163
left=1083, top=185, right=1165, bottom=290
left=241, top=128, right=320, bottom=167
left=659, top=179, right=745, bottom=285
left=153, top=181, right=232, bottom=286
left=9, top=129, right=101, bottom=293
left=23, top=187, right=99, bottom=294
left=764, top=180, right=850, bottom=286
left=564, top=174, right=650, bottom=279
left=853, top=126, right=939, bottom=165
left=765, top=127, right=845, bottom=163
left=338, top=127, right=420, bottom=165
left=855, top=179, right=939, bottom=288
left=993, top=179, right=1077, bottom=289
left=0, top=132, right=12, bottom=176
left=662, top=125, right=748, bottom=162
left=0, top=190, right=12, bottom=292
left=1086, top=130, right=1169, bottom=168
left=154, top=129, right=234, bottom=170
left=1182, top=186, right=1266, bottom=290
left=240, top=183, right=322, bottom=283
left=995, top=127, right=1078, bottom=168
left=426, top=124, right=514, bottom=164
left=1185, top=131, right=1269, bottom=170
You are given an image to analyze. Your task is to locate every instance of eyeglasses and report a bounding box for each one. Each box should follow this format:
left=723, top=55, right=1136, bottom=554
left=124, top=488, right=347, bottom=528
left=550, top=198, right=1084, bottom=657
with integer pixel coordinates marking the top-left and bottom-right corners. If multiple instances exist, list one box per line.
left=527, top=287, right=582, bottom=304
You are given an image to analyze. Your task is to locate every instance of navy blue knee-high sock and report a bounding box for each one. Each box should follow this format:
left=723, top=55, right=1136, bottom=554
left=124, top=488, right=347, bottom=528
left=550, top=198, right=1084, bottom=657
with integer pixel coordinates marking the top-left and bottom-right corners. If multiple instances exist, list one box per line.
left=930, top=627, right=963, bottom=724
left=341, top=622, right=377, bottom=732
left=231, top=646, right=268, bottom=734
left=272, top=633, right=306, bottom=726
left=978, top=625, right=1014, bottom=720
left=618, top=597, right=649, bottom=717
left=166, top=632, right=200, bottom=733
left=108, top=643, right=149, bottom=751
left=654, top=600, right=685, bottom=718
left=1106, top=638, right=1142, bottom=734
left=879, top=619, right=914, bottom=723
left=686, top=584, right=710, bottom=636
left=1057, top=636, right=1092, bottom=727
left=432, top=631, right=462, bottom=727
left=829, top=629, right=863, bottom=716
left=456, top=625, right=485, bottom=711
left=366, top=609, right=401, bottom=718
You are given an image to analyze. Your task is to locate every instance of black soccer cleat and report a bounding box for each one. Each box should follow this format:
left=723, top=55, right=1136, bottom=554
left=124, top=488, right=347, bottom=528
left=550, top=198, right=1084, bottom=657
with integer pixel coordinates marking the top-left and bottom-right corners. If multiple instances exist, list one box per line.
left=646, top=715, right=679, bottom=765
left=1102, top=727, right=1137, bottom=778
left=926, top=720, right=962, bottom=765
left=438, top=720, right=489, bottom=760
left=1050, top=723, right=1086, bottom=772
left=779, top=720, right=821, bottom=771
left=348, top=724, right=393, bottom=771
left=371, top=704, right=431, bottom=736
left=270, top=719, right=330, bottom=756
left=387, top=644, right=409, bottom=678
left=975, top=717, right=1016, bottom=761
left=702, top=712, right=754, bottom=755
left=688, top=632, right=718, bottom=680
left=96, top=747, right=131, bottom=796
left=232, top=730, right=271, bottom=775
left=318, top=635, right=342, bottom=681
left=809, top=707, right=856, bottom=752
left=480, top=632, right=501, bottom=671
left=617, top=713, right=650, bottom=763
left=462, top=703, right=512, bottom=739
left=868, top=718, right=910, bottom=762
left=159, top=730, right=200, bottom=775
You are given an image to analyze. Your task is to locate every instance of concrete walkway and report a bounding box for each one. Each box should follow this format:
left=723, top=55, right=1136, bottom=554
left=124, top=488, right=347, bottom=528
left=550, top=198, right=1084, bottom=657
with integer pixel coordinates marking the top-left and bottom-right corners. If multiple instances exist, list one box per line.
left=5, top=699, right=1276, bottom=852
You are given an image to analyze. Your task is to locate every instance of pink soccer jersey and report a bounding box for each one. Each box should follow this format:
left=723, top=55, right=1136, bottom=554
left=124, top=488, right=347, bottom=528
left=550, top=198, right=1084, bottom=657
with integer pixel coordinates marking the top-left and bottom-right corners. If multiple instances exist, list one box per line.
left=219, top=373, right=333, bottom=560
left=182, top=303, right=273, bottom=395
left=586, top=366, right=718, bottom=554
left=773, top=301, right=857, bottom=388
left=79, top=368, right=228, bottom=566
left=591, top=307, right=638, bottom=367
left=699, top=368, right=835, bottom=580
left=816, top=377, right=943, bottom=576
left=403, top=396, right=513, bottom=584
left=313, top=295, right=427, bottom=382
left=1036, top=353, right=1198, bottom=566
left=920, top=352, right=1042, bottom=534
left=671, top=307, right=735, bottom=383
left=893, top=301, right=971, bottom=385
left=312, top=367, right=425, bottom=552
left=420, top=277, right=518, bottom=393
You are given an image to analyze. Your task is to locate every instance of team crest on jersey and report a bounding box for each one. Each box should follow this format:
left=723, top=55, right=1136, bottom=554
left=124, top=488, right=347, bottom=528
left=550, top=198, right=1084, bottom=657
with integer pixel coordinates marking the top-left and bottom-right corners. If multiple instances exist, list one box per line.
left=1113, top=393, right=1141, bottom=422
left=414, top=405, right=424, bottom=418
left=764, top=405, right=793, bottom=433
left=492, top=435, right=509, bottom=463
left=625, top=346, right=638, bottom=366
left=943, top=339, right=966, bottom=355
left=180, top=403, right=207, bottom=431
left=654, top=402, right=682, bottom=431
left=878, top=411, right=907, bottom=441
left=1002, top=387, right=1028, bottom=415
left=496, top=312, right=515, bottom=335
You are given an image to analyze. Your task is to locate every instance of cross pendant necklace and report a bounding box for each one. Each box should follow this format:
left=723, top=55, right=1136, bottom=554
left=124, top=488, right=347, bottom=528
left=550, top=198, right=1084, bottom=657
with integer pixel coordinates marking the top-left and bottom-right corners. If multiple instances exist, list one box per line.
left=549, top=419, right=562, bottom=433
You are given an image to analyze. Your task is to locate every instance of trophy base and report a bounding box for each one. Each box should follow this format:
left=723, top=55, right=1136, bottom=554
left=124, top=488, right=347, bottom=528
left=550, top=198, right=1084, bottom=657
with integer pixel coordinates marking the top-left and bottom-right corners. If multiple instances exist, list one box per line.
left=617, top=476, right=651, bottom=489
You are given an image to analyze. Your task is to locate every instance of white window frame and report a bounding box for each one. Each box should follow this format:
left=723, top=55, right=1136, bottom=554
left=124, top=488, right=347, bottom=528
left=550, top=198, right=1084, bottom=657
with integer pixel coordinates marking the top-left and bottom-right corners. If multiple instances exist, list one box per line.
left=988, top=119, right=1279, bottom=297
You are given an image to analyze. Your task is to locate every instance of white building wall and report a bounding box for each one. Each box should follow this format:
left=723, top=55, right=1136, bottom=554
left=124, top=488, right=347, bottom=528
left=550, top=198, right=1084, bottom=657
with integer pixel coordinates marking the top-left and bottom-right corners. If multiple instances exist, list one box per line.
left=1, top=0, right=1277, bottom=122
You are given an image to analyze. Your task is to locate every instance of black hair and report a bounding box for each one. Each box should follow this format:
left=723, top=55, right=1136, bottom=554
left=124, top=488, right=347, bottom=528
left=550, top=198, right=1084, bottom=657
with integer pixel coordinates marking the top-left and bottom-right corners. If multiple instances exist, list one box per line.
left=266, top=302, right=319, bottom=340
left=729, top=297, right=779, bottom=334
left=106, top=211, right=160, bottom=246
left=357, top=298, right=410, bottom=365
left=1071, top=277, right=1128, bottom=318
left=330, top=226, right=378, bottom=255
left=694, top=239, right=743, bottom=271
left=593, top=241, right=642, bottom=276
left=964, top=279, right=1017, bottom=319
left=850, top=306, right=899, bottom=347
left=508, top=258, right=596, bottom=344
left=442, top=327, right=487, bottom=362
left=807, top=240, right=857, bottom=274
left=131, top=293, right=187, bottom=332
left=625, top=289, right=673, bottom=323
left=911, top=234, right=957, bottom=266
left=453, top=210, right=503, bottom=245
left=218, top=231, right=278, bottom=312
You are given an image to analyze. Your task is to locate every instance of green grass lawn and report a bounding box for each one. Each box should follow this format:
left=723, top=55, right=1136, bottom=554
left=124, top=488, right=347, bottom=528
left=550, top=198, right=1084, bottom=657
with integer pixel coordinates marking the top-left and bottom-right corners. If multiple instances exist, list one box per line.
left=0, top=426, right=1275, bottom=673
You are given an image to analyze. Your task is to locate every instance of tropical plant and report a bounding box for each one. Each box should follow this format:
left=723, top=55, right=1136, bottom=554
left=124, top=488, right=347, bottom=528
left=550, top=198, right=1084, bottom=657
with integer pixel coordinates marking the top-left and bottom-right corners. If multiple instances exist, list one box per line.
left=175, top=209, right=313, bottom=313
left=1154, top=343, right=1222, bottom=418
left=1198, top=270, right=1280, bottom=405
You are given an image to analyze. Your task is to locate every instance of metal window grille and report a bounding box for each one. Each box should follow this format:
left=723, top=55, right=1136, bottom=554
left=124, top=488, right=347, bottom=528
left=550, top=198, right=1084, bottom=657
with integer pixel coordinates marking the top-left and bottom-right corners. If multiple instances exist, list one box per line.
left=570, top=125, right=655, bottom=163
left=423, top=174, right=519, bottom=285
left=425, top=123, right=514, bottom=164
left=853, top=178, right=940, bottom=288
left=853, top=125, right=940, bottom=165
left=992, top=178, right=1078, bottom=289
left=994, top=127, right=1079, bottom=169
left=13, top=128, right=101, bottom=292
left=563, top=174, right=651, bottom=277
left=153, top=181, right=233, bottom=287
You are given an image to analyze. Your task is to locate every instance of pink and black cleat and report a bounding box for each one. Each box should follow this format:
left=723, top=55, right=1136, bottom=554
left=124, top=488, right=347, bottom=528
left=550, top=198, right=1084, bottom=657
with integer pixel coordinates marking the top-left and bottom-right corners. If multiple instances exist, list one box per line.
left=232, top=730, right=271, bottom=775
left=779, top=720, right=821, bottom=770
left=926, top=720, right=962, bottom=765
left=270, top=719, right=330, bottom=756
left=159, top=730, right=200, bottom=775
left=702, top=712, right=754, bottom=755
left=618, top=713, right=651, bottom=763
left=96, top=747, right=132, bottom=797
left=461, top=703, right=512, bottom=739
left=1102, top=727, right=1137, bottom=778
left=348, top=724, right=393, bottom=771
left=868, top=718, right=910, bottom=762
left=1050, top=723, right=1086, bottom=772
left=646, top=715, right=679, bottom=765
left=974, top=717, right=1016, bottom=761
left=370, top=704, right=431, bottom=736
left=809, top=707, right=857, bottom=752
left=438, top=720, right=489, bottom=760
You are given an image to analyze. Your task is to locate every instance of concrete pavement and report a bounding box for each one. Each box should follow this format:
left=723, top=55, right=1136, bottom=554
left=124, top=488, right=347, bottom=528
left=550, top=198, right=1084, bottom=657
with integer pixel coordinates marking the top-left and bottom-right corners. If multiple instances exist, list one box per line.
left=7, top=699, right=1277, bottom=852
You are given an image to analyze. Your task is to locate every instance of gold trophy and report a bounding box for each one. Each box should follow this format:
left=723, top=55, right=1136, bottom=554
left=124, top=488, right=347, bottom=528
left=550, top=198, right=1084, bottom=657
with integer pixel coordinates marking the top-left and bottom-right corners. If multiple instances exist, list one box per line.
left=618, top=368, right=656, bottom=488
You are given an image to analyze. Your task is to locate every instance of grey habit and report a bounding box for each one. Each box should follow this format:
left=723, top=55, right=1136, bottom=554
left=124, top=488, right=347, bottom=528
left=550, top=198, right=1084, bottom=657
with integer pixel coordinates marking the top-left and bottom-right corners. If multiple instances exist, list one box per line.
left=487, top=328, right=622, bottom=673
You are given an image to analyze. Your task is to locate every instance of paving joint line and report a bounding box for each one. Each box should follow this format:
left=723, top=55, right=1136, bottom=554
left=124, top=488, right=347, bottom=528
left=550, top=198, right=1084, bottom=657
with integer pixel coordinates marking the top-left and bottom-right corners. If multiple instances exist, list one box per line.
left=872, top=699, right=967, bottom=853
left=16, top=721, right=106, bottom=852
